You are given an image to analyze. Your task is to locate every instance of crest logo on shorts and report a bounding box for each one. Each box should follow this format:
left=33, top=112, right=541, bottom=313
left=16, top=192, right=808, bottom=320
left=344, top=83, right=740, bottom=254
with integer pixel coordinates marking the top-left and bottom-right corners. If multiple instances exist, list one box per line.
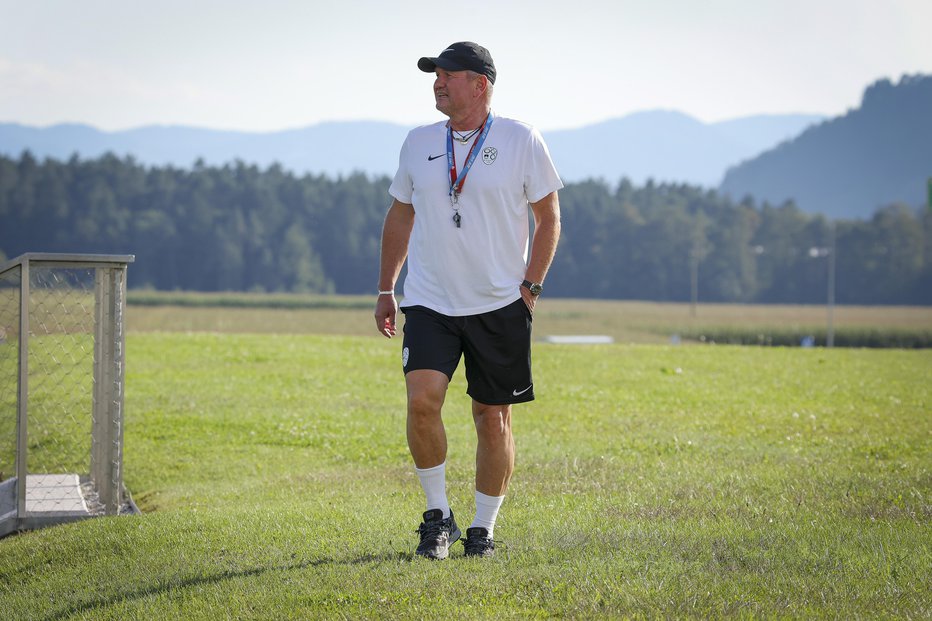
left=482, top=147, right=498, bottom=165
left=402, top=347, right=410, bottom=367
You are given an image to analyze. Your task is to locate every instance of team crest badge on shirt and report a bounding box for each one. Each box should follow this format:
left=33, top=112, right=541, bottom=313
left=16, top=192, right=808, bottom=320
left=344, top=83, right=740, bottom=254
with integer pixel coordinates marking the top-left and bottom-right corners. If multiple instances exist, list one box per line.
left=482, top=147, right=498, bottom=165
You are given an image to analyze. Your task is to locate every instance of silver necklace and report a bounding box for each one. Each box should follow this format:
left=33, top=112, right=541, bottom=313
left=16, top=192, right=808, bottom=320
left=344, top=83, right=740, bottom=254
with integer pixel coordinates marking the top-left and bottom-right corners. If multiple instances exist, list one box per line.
left=451, top=127, right=481, bottom=143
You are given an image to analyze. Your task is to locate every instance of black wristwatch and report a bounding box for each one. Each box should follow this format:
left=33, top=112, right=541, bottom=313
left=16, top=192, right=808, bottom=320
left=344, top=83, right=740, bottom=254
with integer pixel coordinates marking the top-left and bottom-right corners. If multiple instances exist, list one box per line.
left=521, top=280, right=543, bottom=296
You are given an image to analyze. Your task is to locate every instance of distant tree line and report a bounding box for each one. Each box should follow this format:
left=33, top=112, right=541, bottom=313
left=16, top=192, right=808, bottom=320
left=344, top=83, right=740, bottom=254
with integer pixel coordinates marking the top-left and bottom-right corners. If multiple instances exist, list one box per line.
left=1, top=152, right=929, bottom=305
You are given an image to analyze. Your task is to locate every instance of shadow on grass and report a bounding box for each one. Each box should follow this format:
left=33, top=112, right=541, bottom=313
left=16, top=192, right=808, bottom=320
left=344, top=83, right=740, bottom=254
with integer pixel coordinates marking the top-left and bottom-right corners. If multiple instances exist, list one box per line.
left=41, top=550, right=412, bottom=621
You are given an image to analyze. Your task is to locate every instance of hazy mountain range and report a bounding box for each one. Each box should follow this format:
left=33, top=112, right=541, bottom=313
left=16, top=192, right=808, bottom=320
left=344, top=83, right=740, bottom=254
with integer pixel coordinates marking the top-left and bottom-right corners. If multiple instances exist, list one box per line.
left=544, top=111, right=823, bottom=187
left=2, top=73, right=929, bottom=219
left=0, top=113, right=822, bottom=190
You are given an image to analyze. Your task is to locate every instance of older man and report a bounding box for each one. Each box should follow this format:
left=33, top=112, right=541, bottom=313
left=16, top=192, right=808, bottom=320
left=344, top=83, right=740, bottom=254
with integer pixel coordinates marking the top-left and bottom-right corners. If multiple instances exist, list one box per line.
left=374, top=42, right=562, bottom=559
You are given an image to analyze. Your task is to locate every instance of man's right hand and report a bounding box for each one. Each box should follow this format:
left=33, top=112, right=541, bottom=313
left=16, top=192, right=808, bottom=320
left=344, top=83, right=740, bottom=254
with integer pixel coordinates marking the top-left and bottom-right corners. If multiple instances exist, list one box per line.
left=374, top=293, right=398, bottom=338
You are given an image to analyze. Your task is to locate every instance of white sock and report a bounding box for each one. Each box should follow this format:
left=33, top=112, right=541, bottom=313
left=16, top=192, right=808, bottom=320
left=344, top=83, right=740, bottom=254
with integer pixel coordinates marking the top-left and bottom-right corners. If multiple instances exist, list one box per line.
left=470, top=490, right=505, bottom=537
left=415, top=462, right=450, bottom=518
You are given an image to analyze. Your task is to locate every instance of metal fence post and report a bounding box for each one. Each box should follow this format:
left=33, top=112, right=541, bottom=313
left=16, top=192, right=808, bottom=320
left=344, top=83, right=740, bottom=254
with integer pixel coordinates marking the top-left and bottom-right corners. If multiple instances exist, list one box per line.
left=107, top=266, right=126, bottom=514
left=92, top=266, right=126, bottom=514
left=92, top=268, right=110, bottom=510
left=16, top=259, right=29, bottom=519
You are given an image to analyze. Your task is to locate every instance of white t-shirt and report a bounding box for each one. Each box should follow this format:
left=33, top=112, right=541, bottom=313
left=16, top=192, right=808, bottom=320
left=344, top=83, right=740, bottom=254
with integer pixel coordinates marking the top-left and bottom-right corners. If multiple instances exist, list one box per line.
left=389, top=114, right=563, bottom=316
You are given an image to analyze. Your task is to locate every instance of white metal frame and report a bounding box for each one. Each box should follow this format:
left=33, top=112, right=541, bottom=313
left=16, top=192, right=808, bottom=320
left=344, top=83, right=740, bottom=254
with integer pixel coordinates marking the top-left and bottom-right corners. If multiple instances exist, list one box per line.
left=0, top=253, right=134, bottom=537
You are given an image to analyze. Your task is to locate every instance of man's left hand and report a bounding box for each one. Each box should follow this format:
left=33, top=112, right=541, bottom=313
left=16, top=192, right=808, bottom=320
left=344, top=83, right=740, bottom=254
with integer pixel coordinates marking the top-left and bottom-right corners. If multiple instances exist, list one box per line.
left=520, top=287, right=536, bottom=314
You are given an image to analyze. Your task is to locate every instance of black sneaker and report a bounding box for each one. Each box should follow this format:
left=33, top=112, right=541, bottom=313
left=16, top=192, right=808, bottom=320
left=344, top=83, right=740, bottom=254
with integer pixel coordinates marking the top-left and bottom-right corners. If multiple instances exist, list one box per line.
left=463, top=527, right=495, bottom=558
left=415, top=509, right=461, bottom=560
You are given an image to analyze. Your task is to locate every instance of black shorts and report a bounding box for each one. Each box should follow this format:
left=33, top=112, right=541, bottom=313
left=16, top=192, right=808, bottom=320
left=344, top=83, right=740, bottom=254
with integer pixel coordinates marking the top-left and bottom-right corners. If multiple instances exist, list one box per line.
left=400, top=299, right=534, bottom=405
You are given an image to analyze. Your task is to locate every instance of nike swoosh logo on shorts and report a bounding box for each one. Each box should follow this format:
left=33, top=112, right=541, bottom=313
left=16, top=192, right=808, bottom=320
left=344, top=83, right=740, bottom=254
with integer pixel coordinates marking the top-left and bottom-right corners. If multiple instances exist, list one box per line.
left=428, top=154, right=445, bottom=161
left=513, top=385, right=532, bottom=396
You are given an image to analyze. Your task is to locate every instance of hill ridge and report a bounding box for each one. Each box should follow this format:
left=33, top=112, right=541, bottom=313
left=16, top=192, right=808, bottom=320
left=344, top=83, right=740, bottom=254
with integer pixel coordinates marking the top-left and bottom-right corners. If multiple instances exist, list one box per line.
left=719, top=73, right=932, bottom=218
left=0, top=111, right=822, bottom=188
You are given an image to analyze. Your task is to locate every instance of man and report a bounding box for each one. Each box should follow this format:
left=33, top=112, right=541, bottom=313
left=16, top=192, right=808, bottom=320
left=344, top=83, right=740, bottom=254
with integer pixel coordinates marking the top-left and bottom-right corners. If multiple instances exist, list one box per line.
left=374, top=42, right=562, bottom=560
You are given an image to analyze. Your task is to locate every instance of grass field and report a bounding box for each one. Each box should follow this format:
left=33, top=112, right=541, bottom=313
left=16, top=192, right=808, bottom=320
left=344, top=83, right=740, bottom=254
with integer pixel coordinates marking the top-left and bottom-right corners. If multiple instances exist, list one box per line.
left=125, top=292, right=932, bottom=344
left=1, top=298, right=930, bottom=619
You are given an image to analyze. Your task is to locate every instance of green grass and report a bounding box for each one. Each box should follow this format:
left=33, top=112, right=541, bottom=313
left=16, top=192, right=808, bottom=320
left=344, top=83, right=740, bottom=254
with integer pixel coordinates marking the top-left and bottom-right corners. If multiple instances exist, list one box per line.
left=127, top=290, right=374, bottom=310
left=0, top=335, right=96, bottom=477
left=1, top=330, right=930, bottom=618
left=126, top=293, right=932, bottom=345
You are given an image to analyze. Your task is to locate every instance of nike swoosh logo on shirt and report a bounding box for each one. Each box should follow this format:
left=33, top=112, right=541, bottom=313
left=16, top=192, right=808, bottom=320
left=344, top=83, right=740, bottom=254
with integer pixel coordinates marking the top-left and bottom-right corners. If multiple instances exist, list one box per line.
left=513, top=385, right=532, bottom=396
left=427, top=154, right=445, bottom=161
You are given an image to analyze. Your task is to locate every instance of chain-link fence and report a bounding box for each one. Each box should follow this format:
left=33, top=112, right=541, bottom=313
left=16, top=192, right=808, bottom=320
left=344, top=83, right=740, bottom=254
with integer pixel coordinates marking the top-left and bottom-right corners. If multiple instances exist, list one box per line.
left=0, top=253, right=135, bottom=537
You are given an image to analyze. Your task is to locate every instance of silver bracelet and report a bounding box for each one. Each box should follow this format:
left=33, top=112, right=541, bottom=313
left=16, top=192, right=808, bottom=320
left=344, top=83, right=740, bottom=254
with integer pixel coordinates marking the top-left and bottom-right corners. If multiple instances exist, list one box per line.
left=378, top=290, right=394, bottom=295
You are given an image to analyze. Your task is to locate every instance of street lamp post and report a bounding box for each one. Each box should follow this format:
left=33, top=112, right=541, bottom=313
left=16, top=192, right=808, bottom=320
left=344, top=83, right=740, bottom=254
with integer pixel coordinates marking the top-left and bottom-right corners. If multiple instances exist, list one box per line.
left=809, top=222, right=836, bottom=348
left=689, top=250, right=699, bottom=318
left=827, top=222, right=836, bottom=348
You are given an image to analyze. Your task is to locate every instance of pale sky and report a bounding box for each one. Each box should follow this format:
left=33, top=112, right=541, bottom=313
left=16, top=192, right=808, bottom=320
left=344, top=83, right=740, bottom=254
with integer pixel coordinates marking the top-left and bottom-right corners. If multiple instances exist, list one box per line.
left=1, top=0, right=930, bottom=132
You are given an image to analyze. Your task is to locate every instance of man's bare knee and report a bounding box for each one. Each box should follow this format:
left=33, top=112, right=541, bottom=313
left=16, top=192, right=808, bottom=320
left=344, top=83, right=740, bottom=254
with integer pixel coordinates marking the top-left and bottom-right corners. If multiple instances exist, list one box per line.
left=473, top=405, right=511, bottom=441
left=408, top=391, right=439, bottom=415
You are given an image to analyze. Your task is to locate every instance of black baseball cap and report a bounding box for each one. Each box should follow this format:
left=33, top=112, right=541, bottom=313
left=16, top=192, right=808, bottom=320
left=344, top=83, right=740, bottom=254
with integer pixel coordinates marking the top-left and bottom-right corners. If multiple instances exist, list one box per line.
left=418, top=42, right=496, bottom=84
